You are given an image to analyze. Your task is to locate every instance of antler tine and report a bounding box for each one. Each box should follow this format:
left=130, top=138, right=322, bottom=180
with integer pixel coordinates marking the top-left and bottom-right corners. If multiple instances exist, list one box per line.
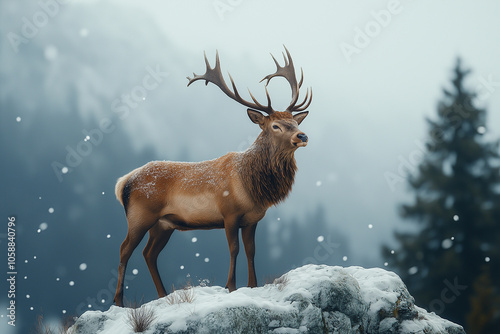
left=282, top=51, right=289, bottom=66
left=264, top=86, right=272, bottom=109
left=294, top=87, right=310, bottom=109
left=259, top=46, right=304, bottom=113
left=187, top=50, right=274, bottom=114
left=293, top=87, right=313, bottom=112
left=248, top=86, right=273, bottom=112
left=298, top=68, right=304, bottom=89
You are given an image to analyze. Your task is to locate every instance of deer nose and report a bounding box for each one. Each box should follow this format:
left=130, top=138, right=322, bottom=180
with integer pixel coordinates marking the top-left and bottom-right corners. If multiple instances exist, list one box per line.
left=297, top=133, right=308, bottom=142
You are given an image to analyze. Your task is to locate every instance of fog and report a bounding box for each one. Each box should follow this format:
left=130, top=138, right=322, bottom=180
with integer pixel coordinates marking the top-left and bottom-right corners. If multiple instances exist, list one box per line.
left=1, top=0, right=499, bottom=332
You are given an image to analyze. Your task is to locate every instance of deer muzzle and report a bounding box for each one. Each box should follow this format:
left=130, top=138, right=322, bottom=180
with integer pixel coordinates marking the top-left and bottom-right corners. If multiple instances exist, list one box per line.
left=293, top=132, right=308, bottom=147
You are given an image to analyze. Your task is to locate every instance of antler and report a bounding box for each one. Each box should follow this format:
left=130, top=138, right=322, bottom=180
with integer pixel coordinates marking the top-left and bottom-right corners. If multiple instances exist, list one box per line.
left=187, top=47, right=312, bottom=114
left=187, top=51, right=275, bottom=115
left=260, top=46, right=312, bottom=112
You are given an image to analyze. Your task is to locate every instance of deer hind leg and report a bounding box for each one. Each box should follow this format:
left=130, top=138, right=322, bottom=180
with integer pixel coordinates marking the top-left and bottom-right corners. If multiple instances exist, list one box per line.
left=242, top=224, right=257, bottom=288
left=143, top=222, right=174, bottom=298
left=114, top=209, right=158, bottom=307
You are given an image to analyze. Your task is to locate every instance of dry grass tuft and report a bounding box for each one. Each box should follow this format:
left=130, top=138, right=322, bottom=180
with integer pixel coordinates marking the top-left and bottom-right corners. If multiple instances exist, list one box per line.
left=273, top=274, right=290, bottom=291
left=165, top=281, right=195, bottom=305
left=127, top=300, right=157, bottom=333
left=35, top=314, right=75, bottom=334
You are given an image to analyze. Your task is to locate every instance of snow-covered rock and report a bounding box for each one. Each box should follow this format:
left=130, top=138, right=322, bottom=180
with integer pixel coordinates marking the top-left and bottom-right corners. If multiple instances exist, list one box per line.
left=68, top=265, right=465, bottom=334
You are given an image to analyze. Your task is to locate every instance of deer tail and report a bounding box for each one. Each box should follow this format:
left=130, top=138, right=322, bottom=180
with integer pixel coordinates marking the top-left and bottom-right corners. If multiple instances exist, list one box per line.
left=115, top=167, right=141, bottom=209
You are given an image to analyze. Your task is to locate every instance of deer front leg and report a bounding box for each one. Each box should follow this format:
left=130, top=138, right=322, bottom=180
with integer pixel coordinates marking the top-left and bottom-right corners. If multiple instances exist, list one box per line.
left=242, top=224, right=257, bottom=288
left=224, top=216, right=240, bottom=292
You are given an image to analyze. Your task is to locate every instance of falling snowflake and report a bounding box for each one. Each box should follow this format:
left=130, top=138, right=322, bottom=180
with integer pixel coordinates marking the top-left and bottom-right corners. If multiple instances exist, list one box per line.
left=16, top=117, right=22, bottom=122
left=408, top=266, right=418, bottom=275
left=26, top=294, right=30, bottom=299
left=69, top=281, right=75, bottom=286
left=48, top=208, right=55, bottom=214
left=316, top=181, right=322, bottom=187
left=132, top=269, right=139, bottom=275
left=384, top=262, right=388, bottom=266
left=180, top=265, right=185, bottom=270
left=62, top=167, right=69, bottom=174
left=191, top=237, right=198, bottom=243
left=368, top=224, right=373, bottom=229
left=317, top=236, right=324, bottom=242
left=477, top=126, right=486, bottom=134
left=342, top=256, right=348, bottom=261
left=106, top=234, right=111, bottom=239
left=79, top=263, right=87, bottom=271
left=204, top=258, right=210, bottom=263
left=453, top=215, right=459, bottom=221
left=441, top=239, right=453, bottom=249
left=195, top=253, right=200, bottom=257
left=39, top=222, right=48, bottom=231
left=485, top=257, right=491, bottom=262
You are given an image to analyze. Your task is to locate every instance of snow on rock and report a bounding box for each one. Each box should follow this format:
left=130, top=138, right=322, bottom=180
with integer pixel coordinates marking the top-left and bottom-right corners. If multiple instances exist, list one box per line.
left=68, top=265, right=465, bottom=334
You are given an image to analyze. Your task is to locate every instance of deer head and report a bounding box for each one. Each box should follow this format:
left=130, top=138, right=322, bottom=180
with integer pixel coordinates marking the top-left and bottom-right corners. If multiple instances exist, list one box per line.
left=187, top=46, right=312, bottom=151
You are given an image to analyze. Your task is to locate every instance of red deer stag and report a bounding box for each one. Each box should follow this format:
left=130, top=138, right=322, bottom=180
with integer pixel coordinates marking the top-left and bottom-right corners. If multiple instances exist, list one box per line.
left=113, top=47, right=312, bottom=307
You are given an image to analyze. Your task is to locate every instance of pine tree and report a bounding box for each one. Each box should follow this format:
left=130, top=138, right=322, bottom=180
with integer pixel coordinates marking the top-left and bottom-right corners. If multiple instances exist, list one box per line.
left=467, top=267, right=500, bottom=334
left=382, top=58, right=500, bottom=331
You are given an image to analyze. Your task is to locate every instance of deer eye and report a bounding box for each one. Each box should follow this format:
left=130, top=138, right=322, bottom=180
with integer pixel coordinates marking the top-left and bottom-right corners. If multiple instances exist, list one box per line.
left=272, top=125, right=281, bottom=131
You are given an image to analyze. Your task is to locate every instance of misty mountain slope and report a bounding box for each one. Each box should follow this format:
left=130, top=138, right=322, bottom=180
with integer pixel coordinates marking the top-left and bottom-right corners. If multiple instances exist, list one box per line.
left=1, top=1, right=178, bottom=112
left=69, top=265, right=465, bottom=334
left=0, top=2, right=390, bottom=333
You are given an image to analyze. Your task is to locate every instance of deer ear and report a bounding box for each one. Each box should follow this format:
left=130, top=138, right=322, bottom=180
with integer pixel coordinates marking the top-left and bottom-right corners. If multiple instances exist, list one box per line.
left=293, top=111, right=309, bottom=125
left=247, top=109, right=265, bottom=125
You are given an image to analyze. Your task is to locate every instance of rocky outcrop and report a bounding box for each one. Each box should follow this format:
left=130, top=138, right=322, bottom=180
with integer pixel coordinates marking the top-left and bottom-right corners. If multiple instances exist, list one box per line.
left=69, top=265, right=465, bottom=333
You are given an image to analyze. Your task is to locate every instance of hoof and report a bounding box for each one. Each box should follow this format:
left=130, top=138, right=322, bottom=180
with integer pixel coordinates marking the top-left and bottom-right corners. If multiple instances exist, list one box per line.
left=225, top=285, right=236, bottom=292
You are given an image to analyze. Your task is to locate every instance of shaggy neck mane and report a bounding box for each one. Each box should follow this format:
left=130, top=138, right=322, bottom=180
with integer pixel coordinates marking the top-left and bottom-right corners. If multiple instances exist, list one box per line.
left=239, top=132, right=297, bottom=208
